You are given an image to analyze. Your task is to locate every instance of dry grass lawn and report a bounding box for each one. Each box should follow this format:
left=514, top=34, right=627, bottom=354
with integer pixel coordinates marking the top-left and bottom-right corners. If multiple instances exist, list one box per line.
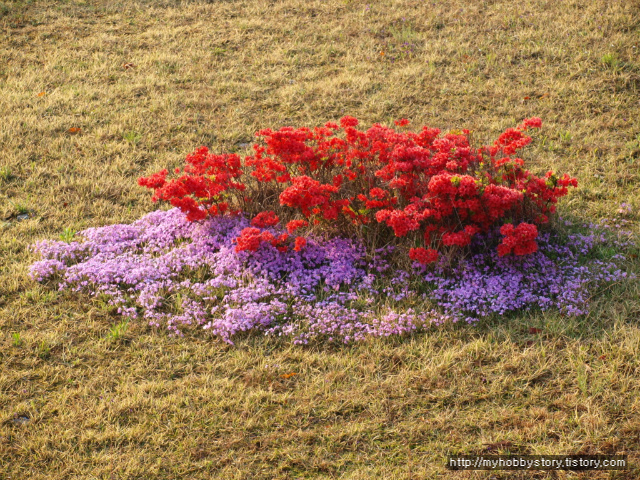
left=1, top=0, right=640, bottom=478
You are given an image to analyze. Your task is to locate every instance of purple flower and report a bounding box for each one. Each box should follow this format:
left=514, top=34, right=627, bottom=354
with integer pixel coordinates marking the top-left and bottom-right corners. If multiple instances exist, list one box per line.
left=29, top=208, right=635, bottom=344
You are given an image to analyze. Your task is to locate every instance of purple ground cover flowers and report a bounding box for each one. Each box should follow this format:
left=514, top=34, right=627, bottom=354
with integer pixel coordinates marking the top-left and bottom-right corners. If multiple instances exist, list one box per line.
left=29, top=209, right=634, bottom=344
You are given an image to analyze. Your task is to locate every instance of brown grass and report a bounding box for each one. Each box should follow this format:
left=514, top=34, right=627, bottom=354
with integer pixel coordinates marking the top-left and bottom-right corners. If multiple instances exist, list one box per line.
left=1, top=0, right=640, bottom=478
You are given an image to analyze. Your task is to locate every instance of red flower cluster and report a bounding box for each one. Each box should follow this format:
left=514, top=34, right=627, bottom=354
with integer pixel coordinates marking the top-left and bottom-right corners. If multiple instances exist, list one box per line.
left=137, top=147, right=244, bottom=221
left=235, top=227, right=292, bottom=253
left=279, top=176, right=340, bottom=218
left=251, top=211, right=280, bottom=228
left=497, top=223, right=539, bottom=256
left=286, top=219, right=308, bottom=233
left=139, top=117, right=577, bottom=261
left=442, top=225, right=481, bottom=248
left=409, top=247, right=439, bottom=265
left=294, top=236, right=307, bottom=252
left=234, top=227, right=266, bottom=253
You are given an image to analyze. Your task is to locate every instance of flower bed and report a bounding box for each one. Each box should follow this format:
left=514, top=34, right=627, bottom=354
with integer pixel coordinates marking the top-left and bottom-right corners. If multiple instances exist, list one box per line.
left=30, top=209, right=633, bottom=344
left=29, top=118, right=635, bottom=344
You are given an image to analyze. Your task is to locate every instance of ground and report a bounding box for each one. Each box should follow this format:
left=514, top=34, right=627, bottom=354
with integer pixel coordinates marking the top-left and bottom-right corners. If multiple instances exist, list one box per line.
left=1, top=0, right=639, bottom=478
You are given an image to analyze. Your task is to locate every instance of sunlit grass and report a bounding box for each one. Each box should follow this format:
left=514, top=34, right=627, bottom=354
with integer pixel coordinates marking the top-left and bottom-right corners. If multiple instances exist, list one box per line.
left=1, top=0, right=639, bottom=478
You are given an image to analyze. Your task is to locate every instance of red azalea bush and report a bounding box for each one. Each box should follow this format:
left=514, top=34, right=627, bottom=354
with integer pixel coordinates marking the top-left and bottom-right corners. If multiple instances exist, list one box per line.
left=138, top=117, right=577, bottom=264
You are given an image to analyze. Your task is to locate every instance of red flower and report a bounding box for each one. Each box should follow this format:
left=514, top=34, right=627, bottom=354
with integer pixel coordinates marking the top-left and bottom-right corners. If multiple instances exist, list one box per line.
left=251, top=211, right=280, bottom=228
left=138, top=169, right=168, bottom=190
left=286, top=219, right=308, bottom=233
left=339, top=116, right=359, bottom=128
left=279, top=176, right=338, bottom=216
left=409, top=247, right=438, bottom=265
left=294, top=236, right=307, bottom=252
left=498, top=223, right=538, bottom=257
left=518, top=117, right=542, bottom=130
left=139, top=116, right=574, bottom=264
left=442, top=230, right=473, bottom=247
left=235, top=227, right=263, bottom=252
